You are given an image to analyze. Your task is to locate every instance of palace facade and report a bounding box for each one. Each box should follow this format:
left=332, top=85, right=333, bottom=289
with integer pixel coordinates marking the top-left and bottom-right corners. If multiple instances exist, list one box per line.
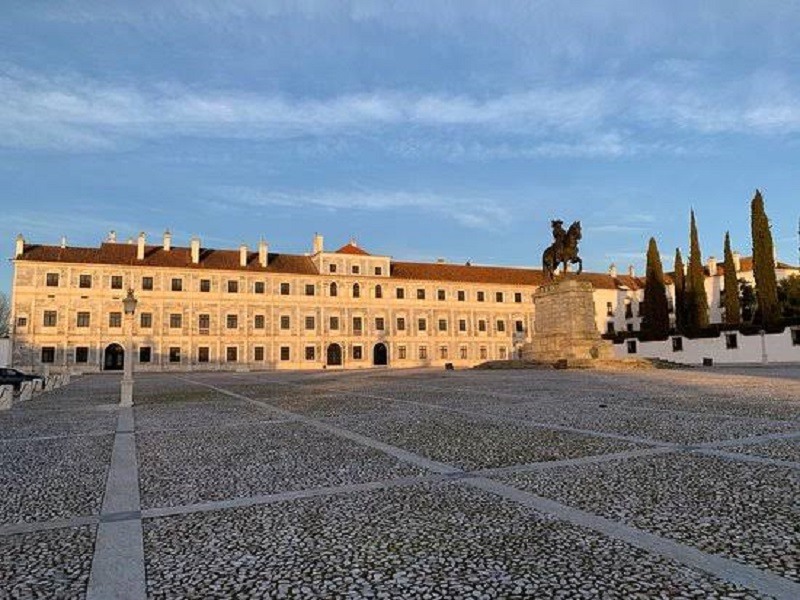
left=8, top=231, right=797, bottom=372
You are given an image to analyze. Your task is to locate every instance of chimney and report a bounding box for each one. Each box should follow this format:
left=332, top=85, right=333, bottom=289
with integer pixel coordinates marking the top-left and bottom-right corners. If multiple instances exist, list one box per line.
left=163, top=230, right=172, bottom=252
left=137, top=232, right=146, bottom=260
left=239, top=243, right=248, bottom=267
left=707, top=256, right=717, bottom=276
left=190, top=236, right=201, bottom=264
left=258, top=238, right=268, bottom=267
left=107, top=230, right=117, bottom=243
left=312, top=233, right=324, bottom=254
left=608, top=263, right=617, bottom=278
left=732, top=251, right=741, bottom=271
left=15, top=234, right=24, bottom=258
left=60, top=235, right=67, bottom=249
left=628, top=265, right=635, bottom=278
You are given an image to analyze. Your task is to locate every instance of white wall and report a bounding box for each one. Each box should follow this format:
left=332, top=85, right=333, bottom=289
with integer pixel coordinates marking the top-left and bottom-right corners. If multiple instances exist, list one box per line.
left=0, top=339, right=11, bottom=367
left=614, top=328, right=800, bottom=365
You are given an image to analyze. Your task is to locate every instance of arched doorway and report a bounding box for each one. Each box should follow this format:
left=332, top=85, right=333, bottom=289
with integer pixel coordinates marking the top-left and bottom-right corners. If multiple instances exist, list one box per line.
left=373, top=343, right=388, bottom=366
left=104, top=343, right=124, bottom=371
left=326, top=343, right=342, bottom=366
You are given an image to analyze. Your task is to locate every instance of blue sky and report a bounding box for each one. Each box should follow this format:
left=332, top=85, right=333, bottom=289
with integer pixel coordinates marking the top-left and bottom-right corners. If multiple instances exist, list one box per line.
left=2, top=1, right=800, bottom=292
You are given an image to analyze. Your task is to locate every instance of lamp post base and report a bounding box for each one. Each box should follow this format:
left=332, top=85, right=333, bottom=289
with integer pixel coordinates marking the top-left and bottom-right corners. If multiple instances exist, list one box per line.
left=120, top=378, right=133, bottom=407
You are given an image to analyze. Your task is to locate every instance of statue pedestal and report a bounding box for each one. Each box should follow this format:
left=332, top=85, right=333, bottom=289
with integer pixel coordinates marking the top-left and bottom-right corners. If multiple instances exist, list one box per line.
left=525, top=277, right=612, bottom=364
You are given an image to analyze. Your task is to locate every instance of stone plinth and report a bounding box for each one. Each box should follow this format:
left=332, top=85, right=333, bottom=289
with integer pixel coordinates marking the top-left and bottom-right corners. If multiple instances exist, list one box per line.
left=526, top=277, right=611, bottom=363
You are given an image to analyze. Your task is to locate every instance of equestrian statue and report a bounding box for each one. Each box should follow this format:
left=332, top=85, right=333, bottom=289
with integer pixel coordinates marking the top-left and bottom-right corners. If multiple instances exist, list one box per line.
left=542, top=219, right=583, bottom=280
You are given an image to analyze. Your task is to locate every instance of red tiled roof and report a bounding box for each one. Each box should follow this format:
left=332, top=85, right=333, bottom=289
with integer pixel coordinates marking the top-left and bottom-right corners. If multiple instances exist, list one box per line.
left=19, top=244, right=318, bottom=275
left=335, top=243, right=370, bottom=255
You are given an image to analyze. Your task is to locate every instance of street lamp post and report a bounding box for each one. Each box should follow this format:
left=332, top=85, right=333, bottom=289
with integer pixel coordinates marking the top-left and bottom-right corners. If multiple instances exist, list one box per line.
left=120, top=288, right=138, bottom=406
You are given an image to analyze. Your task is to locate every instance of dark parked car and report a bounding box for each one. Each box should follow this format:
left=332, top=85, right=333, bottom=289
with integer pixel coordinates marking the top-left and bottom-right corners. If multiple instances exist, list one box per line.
left=0, top=368, right=45, bottom=391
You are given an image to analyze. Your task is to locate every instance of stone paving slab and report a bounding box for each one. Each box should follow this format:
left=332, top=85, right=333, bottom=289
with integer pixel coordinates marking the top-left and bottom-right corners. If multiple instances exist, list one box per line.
left=0, top=406, right=118, bottom=440
left=727, top=438, right=800, bottom=463
left=134, top=398, right=281, bottom=431
left=265, top=392, right=396, bottom=418
left=142, top=481, right=765, bottom=599
left=0, top=435, right=113, bottom=524
left=136, top=421, right=427, bottom=510
left=0, top=525, right=96, bottom=599
left=501, top=453, right=800, bottom=582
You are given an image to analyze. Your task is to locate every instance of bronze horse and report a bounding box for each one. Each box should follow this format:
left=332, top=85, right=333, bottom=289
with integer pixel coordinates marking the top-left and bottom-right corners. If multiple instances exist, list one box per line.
left=542, top=220, right=583, bottom=280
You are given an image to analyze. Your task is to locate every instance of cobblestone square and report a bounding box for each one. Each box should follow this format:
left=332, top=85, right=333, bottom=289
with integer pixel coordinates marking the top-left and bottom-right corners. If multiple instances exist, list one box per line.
left=1, top=366, right=799, bottom=599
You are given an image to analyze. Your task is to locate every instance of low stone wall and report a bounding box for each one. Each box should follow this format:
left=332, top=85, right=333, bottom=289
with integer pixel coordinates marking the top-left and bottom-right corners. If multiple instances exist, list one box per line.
left=0, top=385, right=13, bottom=411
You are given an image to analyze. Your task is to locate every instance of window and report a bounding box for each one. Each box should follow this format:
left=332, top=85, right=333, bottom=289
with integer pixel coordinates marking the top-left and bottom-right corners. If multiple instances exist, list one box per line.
left=280, top=282, right=290, bottom=295
left=76, top=312, right=90, bottom=328
left=725, top=333, right=738, bottom=349
left=418, top=346, right=428, bottom=360
left=254, top=281, right=265, bottom=294
left=499, top=347, right=507, bottom=360
left=169, top=347, right=181, bottom=363
left=625, top=301, right=633, bottom=319
left=606, top=302, right=614, bottom=317
left=169, top=314, right=182, bottom=328
left=437, top=289, right=446, bottom=301
left=606, top=322, right=615, bottom=334
left=496, top=320, right=506, bottom=332
left=637, top=301, right=644, bottom=317
left=353, top=283, right=361, bottom=298
left=479, top=346, right=488, bottom=360
left=280, top=346, right=290, bottom=361
left=226, top=347, right=238, bottom=362
left=329, top=264, right=337, bottom=273
left=254, top=315, right=265, bottom=329
left=16, top=317, right=27, bottom=328
left=439, top=346, right=448, bottom=359
left=459, top=347, right=468, bottom=359
left=41, top=347, right=55, bottom=363
left=478, top=319, right=486, bottom=332
left=352, top=265, right=360, bottom=274
left=226, top=314, right=238, bottom=329
left=171, top=278, right=183, bottom=292
left=198, top=314, right=210, bottom=330
left=254, top=346, right=265, bottom=361
left=139, top=347, right=151, bottom=363
left=396, top=317, right=406, bottom=331
left=626, top=340, right=638, bottom=354
left=626, top=324, right=634, bottom=332
left=142, top=276, right=154, bottom=291
left=353, top=345, right=363, bottom=360
left=515, top=320, right=524, bottom=333
left=75, top=347, right=89, bottom=363
left=375, top=285, right=383, bottom=299
left=330, top=282, right=338, bottom=297
left=495, top=292, right=503, bottom=303
left=46, top=272, right=59, bottom=287
left=227, top=280, right=239, bottom=293
left=672, top=337, right=683, bottom=352
left=353, top=316, right=363, bottom=333
left=198, top=347, right=210, bottom=363
left=305, top=284, right=315, bottom=296
left=514, top=292, right=522, bottom=303
left=305, top=346, right=316, bottom=361
left=200, top=279, right=211, bottom=292
left=416, top=288, right=426, bottom=300
left=140, top=312, right=152, bottom=328
left=111, top=275, right=123, bottom=289
left=457, top=290, right=465, bottom=301
left=791, top=329, right=800, bottom=346
left=305, top=316, right=315, bottom=330
left=458, top=319, right=467, bottom=332
left=418, top=318, right=428, bottom=332
left=438, top=319, right=447, bottom=332
left=375, top=317, right=385, bottom=331
left=280, top=315, right=290, bottom=330
left=477, top=291, right=485, bottom=302
left=109, top=312, right=122, bottom=328
left=374, top=266, right=383, bottom=276
left=330, top=316, right=340, bottom=330
left=398, top=345, right=407, bottom=360
left=79, top=274, right=92, bottom=288
left=396, top=287, right=405, bottom=299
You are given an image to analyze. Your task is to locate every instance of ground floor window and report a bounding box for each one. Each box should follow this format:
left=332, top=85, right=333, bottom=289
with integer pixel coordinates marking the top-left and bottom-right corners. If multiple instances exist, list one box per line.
left=41, top=347, right=55, bottom=363
left=418, top=346, right=428, bottom=360
left=672, top=337, right=683, bottom=352
left=352, top=345, right=363, bottom=360
left=479, top=347, right=487, bottom=360
left=169, top=347, right=181, bottom=363
left=459, top=347, right=468, bottom=359
left=606, top=322, right=615, bottom=334
left=198, top=347, right=210, bottom=363
left=499, top=347, right=507, bottom=360
left=75, top=347, right=89, bottom=363
left=139, top=347, right=151, bottom=363
left=725, top=333, right=738, bottom=349
left=305, top=346, right=316, bottom=361
left=226, top=347, right=238, bottom=362
left=792, top=328, right=800, bottom=346
left=254, top=346, right=265, bottom=361
left=439, top=346, right=448, bottom=359
left=626, top=340, right=637, bottom=354
left=280, top=346, right=290, bottom=361
left=397, top=345, right=407, bottom=359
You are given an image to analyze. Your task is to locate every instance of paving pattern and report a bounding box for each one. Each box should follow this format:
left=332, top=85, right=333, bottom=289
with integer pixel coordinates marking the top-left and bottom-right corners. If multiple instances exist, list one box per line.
left=1, top=366, right=799, bottom=599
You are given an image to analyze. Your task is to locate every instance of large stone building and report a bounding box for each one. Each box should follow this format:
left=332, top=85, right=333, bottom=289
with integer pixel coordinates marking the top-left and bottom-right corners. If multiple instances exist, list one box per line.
left=8, top=231, right=798, bottom=372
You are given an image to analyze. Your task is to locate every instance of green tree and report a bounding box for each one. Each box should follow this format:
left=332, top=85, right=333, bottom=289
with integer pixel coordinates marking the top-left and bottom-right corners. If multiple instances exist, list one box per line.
left=685, top=210, right=709, bottom=333
left=739, top=279, right=756, bottom=323
left=641, top=238, right=670, bottom=338
left=722, top=231, right=741, bottom=325
left=673, top=248, right=686, bottom=333
left=751, top=190, right=781, bottom=328
left=778, top=274, right=800, bottom=318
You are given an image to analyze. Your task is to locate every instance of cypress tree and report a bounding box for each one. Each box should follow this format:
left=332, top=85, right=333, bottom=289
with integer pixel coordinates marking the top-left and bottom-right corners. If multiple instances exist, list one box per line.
left=722, top=231, right=741, bottom=325
left=685, top=209, right=709, bottom=333
left=673, top=248, right=686, bottom=333
left=641, top=237, right=670, bottom=338
left=750, top=190, right=780, bottom=328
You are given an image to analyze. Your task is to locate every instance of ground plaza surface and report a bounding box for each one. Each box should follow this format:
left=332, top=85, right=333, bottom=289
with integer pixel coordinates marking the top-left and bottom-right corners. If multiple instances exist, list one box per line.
left=1, top=366, right=799, bottom=599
